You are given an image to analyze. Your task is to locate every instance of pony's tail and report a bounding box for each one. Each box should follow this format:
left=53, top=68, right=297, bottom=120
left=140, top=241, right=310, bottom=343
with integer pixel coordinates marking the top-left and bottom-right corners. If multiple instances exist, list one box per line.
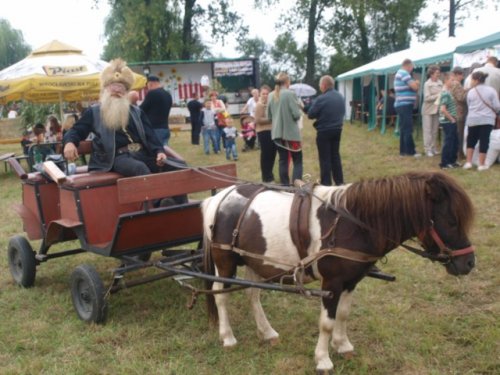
left=203, top=232, right=219, bottom=325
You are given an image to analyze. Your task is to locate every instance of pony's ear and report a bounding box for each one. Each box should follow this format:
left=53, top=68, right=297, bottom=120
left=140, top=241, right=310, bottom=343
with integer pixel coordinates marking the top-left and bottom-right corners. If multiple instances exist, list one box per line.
left=425, top=175, right=447, bottom=202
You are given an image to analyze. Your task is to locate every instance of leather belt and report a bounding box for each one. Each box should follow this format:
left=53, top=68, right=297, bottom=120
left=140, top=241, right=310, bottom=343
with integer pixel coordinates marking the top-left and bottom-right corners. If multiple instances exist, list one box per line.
left=116, top=143, right=142, bottom=154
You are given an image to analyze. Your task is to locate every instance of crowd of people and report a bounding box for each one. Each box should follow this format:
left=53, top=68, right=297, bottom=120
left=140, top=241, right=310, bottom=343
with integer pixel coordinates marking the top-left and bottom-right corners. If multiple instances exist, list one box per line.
left=12, top=55, right=498, bottom=189
left=394, top=57, right=500, bottom=171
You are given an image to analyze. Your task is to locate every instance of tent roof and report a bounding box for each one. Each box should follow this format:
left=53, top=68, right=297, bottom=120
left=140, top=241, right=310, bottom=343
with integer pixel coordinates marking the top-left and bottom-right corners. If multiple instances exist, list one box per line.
left=336, top=31, right=500, bottom=81
left=30, top=40, right=82, bottom=57
left=455, top=31, right=500, bottom=53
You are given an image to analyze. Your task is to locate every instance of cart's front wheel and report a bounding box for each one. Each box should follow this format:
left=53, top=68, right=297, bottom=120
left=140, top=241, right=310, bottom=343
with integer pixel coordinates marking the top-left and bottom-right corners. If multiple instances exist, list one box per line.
left=70, top=264, right=107, bottom=324
left=8, top=235, right=36, bottom=287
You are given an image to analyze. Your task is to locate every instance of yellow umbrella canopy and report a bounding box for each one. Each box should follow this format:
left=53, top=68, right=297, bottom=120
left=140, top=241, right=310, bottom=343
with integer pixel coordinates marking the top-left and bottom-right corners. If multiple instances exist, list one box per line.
left=0, top=40, right=146, bottom=104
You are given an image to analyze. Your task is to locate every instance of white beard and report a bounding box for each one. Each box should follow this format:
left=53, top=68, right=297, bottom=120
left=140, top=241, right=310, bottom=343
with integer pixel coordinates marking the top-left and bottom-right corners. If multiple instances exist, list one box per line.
left=100, top=90, right=130, bottom=130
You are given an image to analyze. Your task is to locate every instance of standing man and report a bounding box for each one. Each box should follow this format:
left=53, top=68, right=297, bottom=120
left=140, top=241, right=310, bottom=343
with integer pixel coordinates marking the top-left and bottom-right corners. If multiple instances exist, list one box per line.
left=63, top=59, right=167, bottom=176
left=394, top=58, right=421, bottom=157
left=140, top=75, right=173, bottom=146
left=307, top=75, right=345, bottom=186
left=187, top=93, right=203, bottom=145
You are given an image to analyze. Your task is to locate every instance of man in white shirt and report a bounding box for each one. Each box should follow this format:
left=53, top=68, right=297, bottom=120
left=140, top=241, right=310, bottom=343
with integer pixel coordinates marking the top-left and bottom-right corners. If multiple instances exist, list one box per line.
left=464, top=56, right=500, bottom=94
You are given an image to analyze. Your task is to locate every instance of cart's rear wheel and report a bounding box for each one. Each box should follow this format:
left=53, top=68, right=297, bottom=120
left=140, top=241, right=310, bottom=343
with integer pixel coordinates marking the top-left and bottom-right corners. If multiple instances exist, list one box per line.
left=8, top=235, right=36, bottom=287
left=70, top=264, right=107, bottom=324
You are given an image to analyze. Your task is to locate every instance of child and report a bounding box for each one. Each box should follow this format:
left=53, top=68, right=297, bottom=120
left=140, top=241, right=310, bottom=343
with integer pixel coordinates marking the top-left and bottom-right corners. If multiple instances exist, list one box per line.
left=200, top=100, right=219, bottom=155
left=223, top=118, right=238, bottom=161
left=438, top=72, right=459, bottom=169
left=240, top=115, right=256, bottom=151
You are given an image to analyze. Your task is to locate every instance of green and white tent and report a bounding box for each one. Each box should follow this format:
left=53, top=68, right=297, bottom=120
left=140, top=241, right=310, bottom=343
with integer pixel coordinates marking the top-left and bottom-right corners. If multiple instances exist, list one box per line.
left=336, top=31, right=500, bottom=133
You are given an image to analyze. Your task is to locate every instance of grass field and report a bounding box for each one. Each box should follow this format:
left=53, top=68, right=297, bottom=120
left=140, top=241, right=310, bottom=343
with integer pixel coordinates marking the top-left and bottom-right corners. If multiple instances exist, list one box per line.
left=0, top=119, right=498, bottom=375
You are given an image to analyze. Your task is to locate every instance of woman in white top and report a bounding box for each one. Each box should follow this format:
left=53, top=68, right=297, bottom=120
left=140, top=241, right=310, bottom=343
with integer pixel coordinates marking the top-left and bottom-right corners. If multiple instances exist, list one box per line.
left=463, top=71, right=500, bottom=171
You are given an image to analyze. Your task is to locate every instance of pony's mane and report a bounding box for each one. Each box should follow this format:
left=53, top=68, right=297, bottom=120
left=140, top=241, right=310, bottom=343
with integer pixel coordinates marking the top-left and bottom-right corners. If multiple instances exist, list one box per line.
left=330, top=172, right=474, bottom=251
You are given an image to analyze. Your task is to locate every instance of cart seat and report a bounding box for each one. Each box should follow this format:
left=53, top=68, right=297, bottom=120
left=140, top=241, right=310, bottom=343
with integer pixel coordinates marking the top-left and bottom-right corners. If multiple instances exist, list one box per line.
left=62, top=171, right=123, bottom=189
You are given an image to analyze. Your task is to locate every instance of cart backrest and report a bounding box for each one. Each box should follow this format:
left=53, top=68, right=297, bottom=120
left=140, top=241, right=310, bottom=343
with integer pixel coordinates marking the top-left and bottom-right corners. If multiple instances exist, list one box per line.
left=117, top=164, right=237, bottom=205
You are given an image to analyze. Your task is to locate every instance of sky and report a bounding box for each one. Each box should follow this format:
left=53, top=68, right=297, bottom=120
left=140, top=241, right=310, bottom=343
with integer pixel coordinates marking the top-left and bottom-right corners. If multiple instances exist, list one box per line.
left=1, top=0, right=500, bottom=61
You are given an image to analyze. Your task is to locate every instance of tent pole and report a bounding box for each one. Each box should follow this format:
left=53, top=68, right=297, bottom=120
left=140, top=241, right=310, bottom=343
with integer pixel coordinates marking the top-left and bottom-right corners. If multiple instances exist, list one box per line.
left=368, top=75, right=377, bottom=131
left=381, top=74, right=389, bottom=135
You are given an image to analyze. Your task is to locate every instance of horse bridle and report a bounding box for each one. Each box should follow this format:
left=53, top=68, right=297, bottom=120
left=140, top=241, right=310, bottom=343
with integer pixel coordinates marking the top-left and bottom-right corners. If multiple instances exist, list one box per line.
left=411, top=222, right=475, bottom=264
left=327, top=204, right=475, bottom=265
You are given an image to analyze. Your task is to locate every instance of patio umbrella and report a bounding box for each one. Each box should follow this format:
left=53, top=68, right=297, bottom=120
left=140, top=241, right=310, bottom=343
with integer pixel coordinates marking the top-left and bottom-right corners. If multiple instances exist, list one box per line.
left=289, top=83, right=317, bottom=97
left=0, top=40, right=146, bottom=108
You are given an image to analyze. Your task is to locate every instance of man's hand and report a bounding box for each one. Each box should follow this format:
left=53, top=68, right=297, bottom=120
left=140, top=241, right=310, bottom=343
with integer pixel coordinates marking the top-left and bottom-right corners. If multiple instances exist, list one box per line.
left=64, top=142, right=79, bottom=161
left=156, top=152, right=167, bottom=166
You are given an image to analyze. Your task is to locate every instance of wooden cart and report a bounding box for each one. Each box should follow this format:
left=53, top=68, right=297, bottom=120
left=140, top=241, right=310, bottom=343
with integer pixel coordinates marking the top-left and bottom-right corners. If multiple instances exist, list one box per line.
left=6, top=153, right=236, bottom=323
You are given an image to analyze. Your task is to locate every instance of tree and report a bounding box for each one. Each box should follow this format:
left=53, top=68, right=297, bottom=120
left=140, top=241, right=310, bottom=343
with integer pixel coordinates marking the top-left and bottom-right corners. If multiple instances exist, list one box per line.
left=102, top=0, right=186, bottom=62
left=325, top=0, right=438, bottom=65
left=0, top=19, right=31, bottom=70
left=255, top=0, right=333, bottom=86
left=100, top=0, right=246, bottom=62
left=446, top=0, right=499, bottom=37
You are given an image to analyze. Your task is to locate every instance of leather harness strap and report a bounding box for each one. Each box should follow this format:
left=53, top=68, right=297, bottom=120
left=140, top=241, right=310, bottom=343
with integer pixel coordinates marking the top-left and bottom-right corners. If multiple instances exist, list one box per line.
left=289, top=181, right=315, bottom=260
left=211, top=183, right=382, bottom=274
left=211, top=242, right=381, bottom=270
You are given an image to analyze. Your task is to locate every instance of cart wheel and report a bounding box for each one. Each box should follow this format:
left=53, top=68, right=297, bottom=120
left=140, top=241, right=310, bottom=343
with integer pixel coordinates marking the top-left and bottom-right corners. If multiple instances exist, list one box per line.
left=70, top=264, right=108, bottom=324
left=8, top=235, right=37, bottom=288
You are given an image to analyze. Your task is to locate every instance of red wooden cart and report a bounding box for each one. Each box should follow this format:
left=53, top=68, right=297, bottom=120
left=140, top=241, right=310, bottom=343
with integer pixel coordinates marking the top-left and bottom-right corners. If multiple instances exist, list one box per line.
left=6, top=151, right=236, bottom=323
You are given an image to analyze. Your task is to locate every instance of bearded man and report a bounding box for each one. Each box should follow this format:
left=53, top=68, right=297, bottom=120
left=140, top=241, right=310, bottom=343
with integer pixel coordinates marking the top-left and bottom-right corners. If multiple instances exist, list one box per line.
left=63, top=59, right=167, bottom=176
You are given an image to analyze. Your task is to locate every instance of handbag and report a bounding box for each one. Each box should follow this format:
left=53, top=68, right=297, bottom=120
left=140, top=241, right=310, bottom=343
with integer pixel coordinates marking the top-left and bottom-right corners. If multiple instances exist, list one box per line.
left=475, top=88, right=500, bottom=129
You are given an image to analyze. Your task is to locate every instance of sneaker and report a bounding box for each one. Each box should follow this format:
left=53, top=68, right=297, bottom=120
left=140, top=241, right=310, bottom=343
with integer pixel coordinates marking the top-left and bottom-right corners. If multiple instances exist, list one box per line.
left=452, top=162, right=462, bottom=168
left=463, top=162, right=473, bottom=170
left=477, top=165, right=489, bottom=171
left=433, top=150, right=441, bottom=155
left=426, top=151, right=434, bottom=157
left=440, top=164, right=456, bottom=170
left=413, top=153, right=422, bottom=158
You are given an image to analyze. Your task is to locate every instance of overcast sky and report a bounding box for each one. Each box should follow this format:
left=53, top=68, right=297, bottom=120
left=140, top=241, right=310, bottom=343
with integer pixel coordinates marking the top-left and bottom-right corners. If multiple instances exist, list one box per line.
left=1, top=0, right=499, bottom=61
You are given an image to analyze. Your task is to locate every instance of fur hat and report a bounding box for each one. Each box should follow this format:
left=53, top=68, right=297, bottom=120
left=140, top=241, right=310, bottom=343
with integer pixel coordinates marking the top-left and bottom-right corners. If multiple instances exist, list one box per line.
left=100, top=58, right=135, bottom=90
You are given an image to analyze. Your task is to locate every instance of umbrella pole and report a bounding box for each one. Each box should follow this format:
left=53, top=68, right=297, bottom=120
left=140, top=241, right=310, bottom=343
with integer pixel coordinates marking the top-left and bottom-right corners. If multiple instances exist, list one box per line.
left=58, top=93, right=64, bottom=121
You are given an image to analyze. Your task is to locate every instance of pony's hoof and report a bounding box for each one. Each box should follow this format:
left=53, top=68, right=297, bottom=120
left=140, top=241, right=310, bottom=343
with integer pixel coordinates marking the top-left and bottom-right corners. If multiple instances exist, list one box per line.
left=340, top=351, right=355, bottom=360
left=266, top=337, right=280, bottom=346
left=316, top=369, right=333, bottom=375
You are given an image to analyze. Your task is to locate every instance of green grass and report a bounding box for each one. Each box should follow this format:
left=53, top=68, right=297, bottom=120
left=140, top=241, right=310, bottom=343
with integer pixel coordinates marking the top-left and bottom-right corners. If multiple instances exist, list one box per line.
left=0, top=120, right=499, bottom=374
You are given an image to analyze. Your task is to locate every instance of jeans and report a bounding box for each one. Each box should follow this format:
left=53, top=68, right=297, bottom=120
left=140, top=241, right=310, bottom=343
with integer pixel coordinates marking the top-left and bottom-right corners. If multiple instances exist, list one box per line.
left=154, top=128, right=170, bottom=147
left=225, top=138, right=238, bottom=160
left=277, top=146, right=302, bottom=186
left=257, top=130, right=277, bottom=182
left=440, top=122, right=458, bottom=166
left=316, top=128, right=344, bottom=186
left=113, top=150, right=158, bottom=176
left=202, top=127, right=219, bottom=154
left=396, top=104, right=416, bottom=155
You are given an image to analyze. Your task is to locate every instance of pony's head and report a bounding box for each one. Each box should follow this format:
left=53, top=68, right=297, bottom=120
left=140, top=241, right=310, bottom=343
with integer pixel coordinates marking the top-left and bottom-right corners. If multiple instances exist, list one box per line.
left=341, top=172, right=475, bottom=276
left=420, top=172, right=475, bottom=276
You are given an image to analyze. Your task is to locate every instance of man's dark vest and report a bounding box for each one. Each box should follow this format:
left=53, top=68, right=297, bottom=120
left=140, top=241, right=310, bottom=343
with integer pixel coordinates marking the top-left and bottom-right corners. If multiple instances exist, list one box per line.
left=89, top=105, right=149, bottom=172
